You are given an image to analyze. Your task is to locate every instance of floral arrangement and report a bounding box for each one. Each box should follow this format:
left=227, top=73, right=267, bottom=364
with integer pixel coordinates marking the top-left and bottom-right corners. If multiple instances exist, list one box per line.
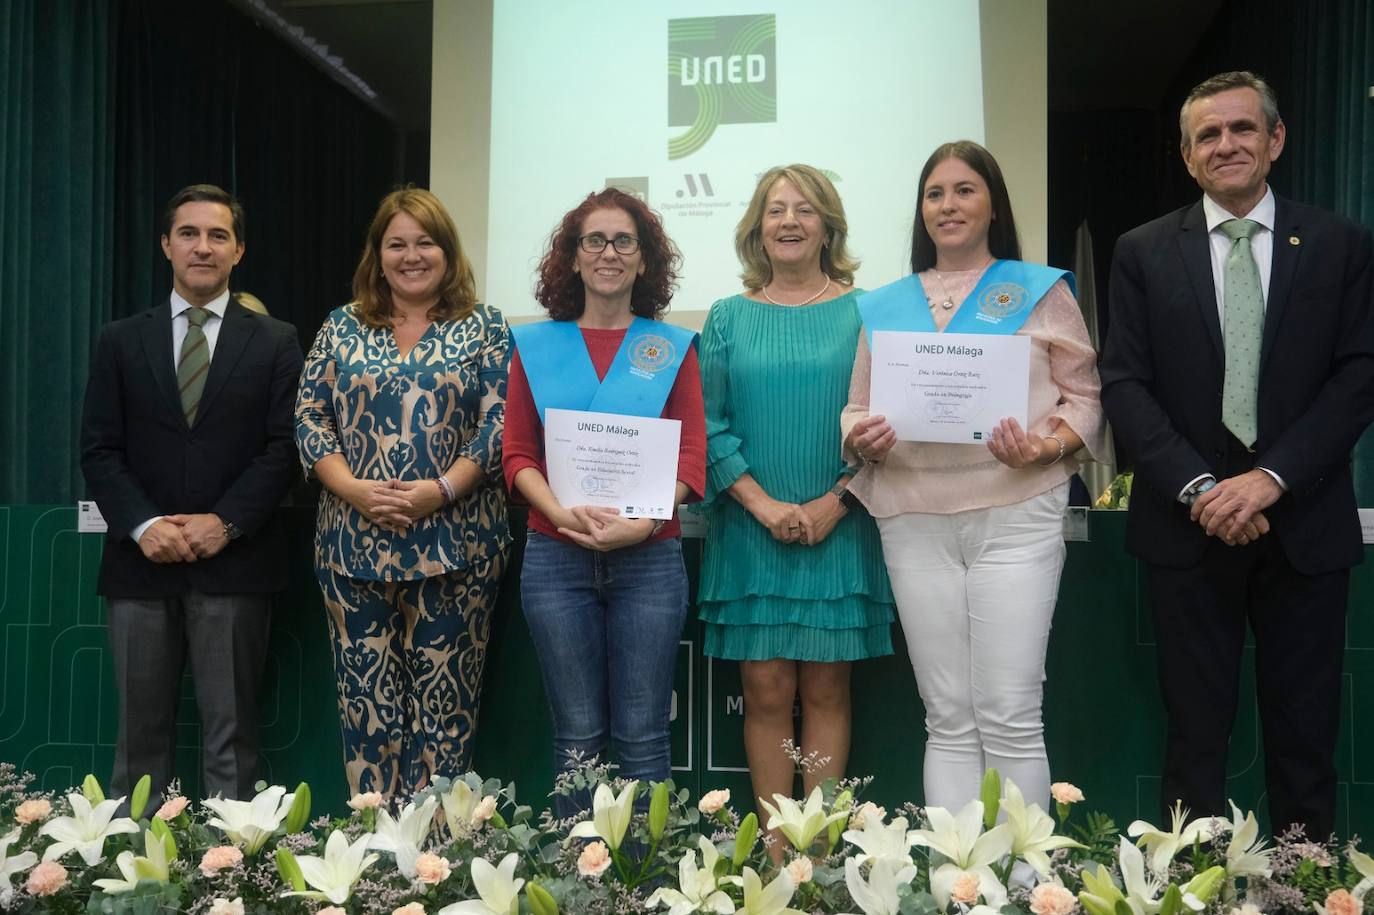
left=0, top=758, right=1370, bottom=915
left=1094, top=473, right=1133, bottom=510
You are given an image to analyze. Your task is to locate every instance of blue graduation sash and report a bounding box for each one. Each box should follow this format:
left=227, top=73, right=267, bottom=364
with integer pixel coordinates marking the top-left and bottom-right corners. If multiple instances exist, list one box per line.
left=858, top=260, right=1074, bottom=344
left=510, top=317, right=698, bottom=423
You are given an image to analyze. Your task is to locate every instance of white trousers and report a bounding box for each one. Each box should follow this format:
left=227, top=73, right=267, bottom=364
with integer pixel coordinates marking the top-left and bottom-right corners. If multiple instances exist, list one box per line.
left=878, top=483, right=1068, bottom=811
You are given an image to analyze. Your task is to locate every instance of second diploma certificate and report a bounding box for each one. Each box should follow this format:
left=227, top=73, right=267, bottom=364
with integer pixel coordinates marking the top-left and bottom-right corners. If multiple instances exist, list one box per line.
left=869, top=331, right=1030, bottom=444
left=544, top=408, right=682, bottom=520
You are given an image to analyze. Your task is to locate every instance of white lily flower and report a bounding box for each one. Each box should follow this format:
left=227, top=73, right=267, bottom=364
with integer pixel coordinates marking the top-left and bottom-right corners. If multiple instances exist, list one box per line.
left=39, top=793, right=139, bottom=866
left=1115, top=836, right=1217, bottom=915
left=739, top=866, right=803, bottom=915
left=438, top=852, right=524, bottom=915
left=282, top=829, right=379, bottom=906
left=842, top=815, right=920, bottom=867
left=910, top=800, right=1012, bottom=910
left=758, top=787, right=848, bottom=853
left=442, top=779, right=497, bottom=839
left=568, top=781, right=638, bottom=851
left=1126, top=802, right=1216, bottom=876
left=203, top=785, right=295, bottom=856
left=910, top=799, right=1013, bottom=869
left=1001, top=778, right=1083, bottom=876
left=1348, top=848, right=1374, bottom=901
left=371, top=796, right=439, bottom=878
left=1, top=829, right=38, bottom=899
left=646, top=837, right=736, bottom=915
left=843, top=856, right=918, bottom=915
left=1222, top=802, right=1272, bottom=880
left=92, top=830, right=170, bottom=895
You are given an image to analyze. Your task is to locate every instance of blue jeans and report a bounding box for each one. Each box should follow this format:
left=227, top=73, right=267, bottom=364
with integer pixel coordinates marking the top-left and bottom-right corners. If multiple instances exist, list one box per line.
left=520, top=531, right=689, bottom=819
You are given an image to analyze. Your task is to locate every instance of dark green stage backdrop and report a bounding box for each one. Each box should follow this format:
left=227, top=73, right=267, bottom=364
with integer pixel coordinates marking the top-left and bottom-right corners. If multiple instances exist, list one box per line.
left=2, top=506, right=1372, bottom=837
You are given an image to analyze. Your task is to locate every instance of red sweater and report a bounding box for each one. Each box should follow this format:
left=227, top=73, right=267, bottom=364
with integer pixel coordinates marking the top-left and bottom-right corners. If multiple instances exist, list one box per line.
left=503, top=325, right=707, bottom=545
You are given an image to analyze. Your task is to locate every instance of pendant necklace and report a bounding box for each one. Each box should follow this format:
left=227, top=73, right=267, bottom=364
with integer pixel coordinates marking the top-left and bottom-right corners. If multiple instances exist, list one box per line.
left=927, top=256, right=994, bottom=311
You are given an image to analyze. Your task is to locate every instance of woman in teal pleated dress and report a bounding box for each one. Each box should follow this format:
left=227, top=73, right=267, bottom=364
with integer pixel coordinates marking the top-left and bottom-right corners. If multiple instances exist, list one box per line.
left=699, top=164, right=894, bottom=855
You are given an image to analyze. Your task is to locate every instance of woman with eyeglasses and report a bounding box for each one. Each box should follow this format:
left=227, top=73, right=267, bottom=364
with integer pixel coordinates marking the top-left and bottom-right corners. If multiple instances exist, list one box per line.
left=503, top=188, right=705, bottom=814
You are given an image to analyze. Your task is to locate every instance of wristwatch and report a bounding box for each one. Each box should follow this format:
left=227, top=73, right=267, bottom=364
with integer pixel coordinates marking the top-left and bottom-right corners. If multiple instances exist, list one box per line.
left=830, top=479, right=863, bottom=512
left=222, top=520, right=244, bottom=541
left=1181, top=479, right=1216, bottom=507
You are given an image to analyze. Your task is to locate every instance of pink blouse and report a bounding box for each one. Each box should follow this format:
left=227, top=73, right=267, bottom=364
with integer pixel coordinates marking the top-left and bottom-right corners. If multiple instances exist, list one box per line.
left=841, top=268, right=1107, bottom=516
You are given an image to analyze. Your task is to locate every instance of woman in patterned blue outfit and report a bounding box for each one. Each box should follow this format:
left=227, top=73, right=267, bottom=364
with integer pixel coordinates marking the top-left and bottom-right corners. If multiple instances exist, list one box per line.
left=295, top=188, right=510, bottom=798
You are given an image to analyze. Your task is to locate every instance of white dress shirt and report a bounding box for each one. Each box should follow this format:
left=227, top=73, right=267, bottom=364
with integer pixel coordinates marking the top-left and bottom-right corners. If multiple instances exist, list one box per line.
left=1202, top=187, right=1275, bottom=327
left=1178, top=186, right=1286, bottom=500
left=133, top=289, right=233, bottom=543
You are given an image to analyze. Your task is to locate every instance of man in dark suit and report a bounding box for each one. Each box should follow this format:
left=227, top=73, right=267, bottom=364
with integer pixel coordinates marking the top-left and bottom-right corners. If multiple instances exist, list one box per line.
left=1101, top=71, right=1374, bottom=838
left=81, top=184, right=302, bottom=800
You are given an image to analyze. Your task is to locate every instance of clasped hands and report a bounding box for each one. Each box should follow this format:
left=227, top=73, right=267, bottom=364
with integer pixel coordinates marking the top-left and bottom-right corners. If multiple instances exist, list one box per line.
left=139, top=513, right=228, bottom=563
left=1189, top=469, right=1281, bottom=547
left=847, top=414, right=1057, bottom=468
left=554, top=505, right=656, bottom=552
left=748, top=492, right=847, bottom=547
left=350, top=478, right=447, bottom=532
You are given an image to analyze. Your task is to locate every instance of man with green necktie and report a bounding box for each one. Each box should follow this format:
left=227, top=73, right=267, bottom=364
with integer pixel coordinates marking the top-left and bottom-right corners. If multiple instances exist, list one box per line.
left=81, top=184, right=303, bottom=802
left=1101, top=71, right=1374, bottom=839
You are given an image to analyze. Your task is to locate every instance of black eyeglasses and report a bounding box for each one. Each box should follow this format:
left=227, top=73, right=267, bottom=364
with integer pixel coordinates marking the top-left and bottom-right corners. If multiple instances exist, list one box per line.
left=579, top=233, right=640, bottom=255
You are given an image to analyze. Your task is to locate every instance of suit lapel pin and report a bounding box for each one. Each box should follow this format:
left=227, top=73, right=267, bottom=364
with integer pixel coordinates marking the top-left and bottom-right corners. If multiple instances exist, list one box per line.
left=1288, top=236, right=1301, bottom=246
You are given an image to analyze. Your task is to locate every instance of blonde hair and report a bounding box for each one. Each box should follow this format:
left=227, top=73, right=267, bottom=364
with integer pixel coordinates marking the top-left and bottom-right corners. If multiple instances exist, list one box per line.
left=735, top=164, right=858, bottom=289
left=352, top=187, right=477, bottom=328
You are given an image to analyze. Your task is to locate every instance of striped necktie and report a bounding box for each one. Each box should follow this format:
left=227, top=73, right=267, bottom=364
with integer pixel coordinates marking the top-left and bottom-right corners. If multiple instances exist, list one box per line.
left=178, top=306, right=211, bottom=424
left=1219, top=218, right=1264, bottom=448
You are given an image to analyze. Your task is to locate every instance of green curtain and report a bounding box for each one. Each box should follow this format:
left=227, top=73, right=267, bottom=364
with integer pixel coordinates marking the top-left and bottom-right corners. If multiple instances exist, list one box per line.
left=1283, top=0, right=1374, bottom=504
left=0, top=0, right=117, bottom=504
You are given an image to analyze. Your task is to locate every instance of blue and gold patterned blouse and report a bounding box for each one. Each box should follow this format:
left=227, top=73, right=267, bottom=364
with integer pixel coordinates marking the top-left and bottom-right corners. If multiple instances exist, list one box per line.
left=295, top=303, right=510, bottom=581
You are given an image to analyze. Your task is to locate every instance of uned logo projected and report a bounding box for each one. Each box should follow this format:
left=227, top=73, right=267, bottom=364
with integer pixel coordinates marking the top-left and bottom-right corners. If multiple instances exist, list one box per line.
left=667, top=15, right=776, bottom=160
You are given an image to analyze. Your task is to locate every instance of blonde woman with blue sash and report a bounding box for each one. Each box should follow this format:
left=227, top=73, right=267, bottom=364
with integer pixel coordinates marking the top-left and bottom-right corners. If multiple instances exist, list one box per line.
left=503, top=189, right=705, bottom=817
left=841, top=141, right=1107, bottom=811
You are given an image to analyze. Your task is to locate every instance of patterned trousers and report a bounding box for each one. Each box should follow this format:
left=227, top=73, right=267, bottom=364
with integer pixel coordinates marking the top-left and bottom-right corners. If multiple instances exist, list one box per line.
left=316, top=557, right=506, bottom=798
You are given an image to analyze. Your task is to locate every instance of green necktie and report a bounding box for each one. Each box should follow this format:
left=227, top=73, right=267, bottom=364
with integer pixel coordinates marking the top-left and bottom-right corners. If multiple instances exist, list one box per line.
left=178, top=306, right=211, bottom=424
left=1219, top=218, right=1263, bottom=448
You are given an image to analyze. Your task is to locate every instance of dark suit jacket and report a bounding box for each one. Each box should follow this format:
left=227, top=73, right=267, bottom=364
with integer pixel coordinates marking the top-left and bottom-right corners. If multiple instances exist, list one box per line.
left=1100, top=195, right=1374, bottom=574
left=80, top=297, right=304, bottom=597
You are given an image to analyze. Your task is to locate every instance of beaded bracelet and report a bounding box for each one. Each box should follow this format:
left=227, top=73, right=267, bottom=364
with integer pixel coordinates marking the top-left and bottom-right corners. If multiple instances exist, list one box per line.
left=435, top=475, right=456, bottom=505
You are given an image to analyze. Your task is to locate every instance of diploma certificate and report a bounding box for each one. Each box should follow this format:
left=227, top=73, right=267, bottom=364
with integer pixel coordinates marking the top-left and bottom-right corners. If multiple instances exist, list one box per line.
left=869, top=331, right=1030, bottom=444
left=544, top=408, right=682, bottom=520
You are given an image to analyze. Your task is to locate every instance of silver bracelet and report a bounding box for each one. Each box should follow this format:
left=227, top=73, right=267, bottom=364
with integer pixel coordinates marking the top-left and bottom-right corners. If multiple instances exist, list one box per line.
left=1044, top=432, right=1068, bottom=466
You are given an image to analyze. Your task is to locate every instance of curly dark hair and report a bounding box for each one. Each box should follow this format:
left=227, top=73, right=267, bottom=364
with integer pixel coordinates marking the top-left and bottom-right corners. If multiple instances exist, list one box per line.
left=535, top=189, right=680, bottom=321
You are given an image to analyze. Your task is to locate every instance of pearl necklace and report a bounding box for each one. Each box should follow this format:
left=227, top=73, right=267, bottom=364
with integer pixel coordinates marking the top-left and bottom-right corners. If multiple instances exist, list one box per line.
left=762, top=276, right=830, bottom=307
left=927, top=256, right=994, bottom=310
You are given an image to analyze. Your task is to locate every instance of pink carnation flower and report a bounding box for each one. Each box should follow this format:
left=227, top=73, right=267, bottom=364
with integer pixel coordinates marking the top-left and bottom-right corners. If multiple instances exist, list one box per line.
left=25, top=861, right=68, bottom=896
left=1030, top=882, right=1079, bottom=915
left=951, top=870, right=981, bottom=905
left=155, top=796, right=189, bottom=820
left=348, top=791, right=384, bottom=811
left=414, top=852, right=451, bottom=885
left=1323, top=889, right=1361, bottom=915
left=577, top=840, right=613, bottom=878
left=200, top=845, right=244, bottom=876
left=697, top=789, right=730, bottom=815
left=392, top=904, right=426, bottom=915
left=14, top=798, right=51, bottom=825
left=1050, top=782, right=1084, bottom=805
left=208, top=898, right=244, bottom=915
left=785, top=856, right=813, bottom=885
